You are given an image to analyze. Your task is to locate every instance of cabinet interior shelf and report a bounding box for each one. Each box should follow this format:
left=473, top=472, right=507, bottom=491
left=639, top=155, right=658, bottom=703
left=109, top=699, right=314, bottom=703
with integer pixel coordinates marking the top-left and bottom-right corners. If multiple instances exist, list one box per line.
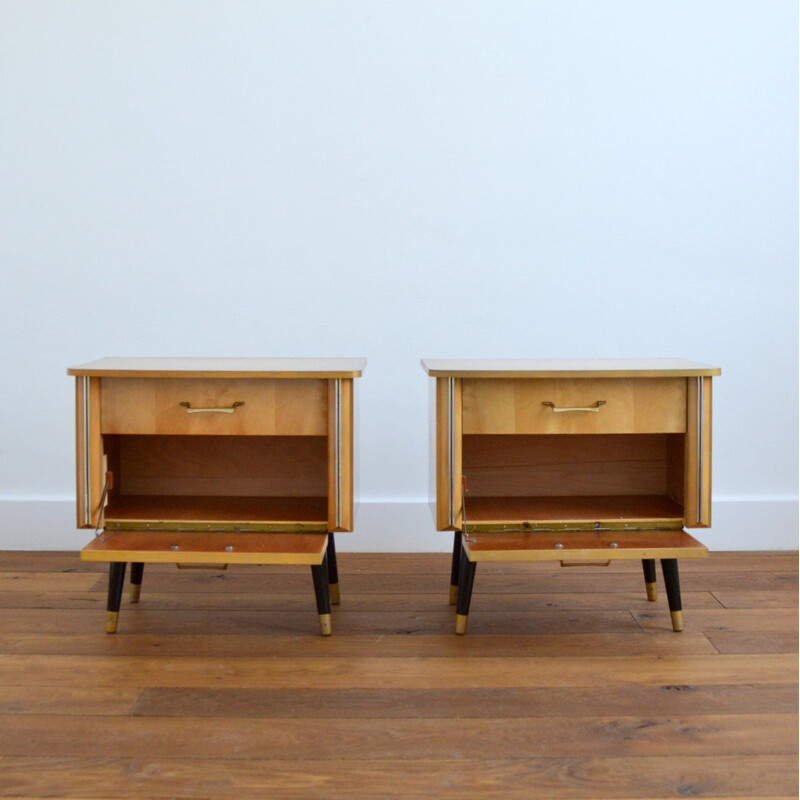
left=103, top=495, right=328, bottom=530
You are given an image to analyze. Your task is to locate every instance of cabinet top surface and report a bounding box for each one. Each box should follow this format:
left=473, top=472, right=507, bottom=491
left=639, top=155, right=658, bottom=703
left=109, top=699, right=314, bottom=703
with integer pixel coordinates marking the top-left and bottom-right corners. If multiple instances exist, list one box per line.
left=421, top=358, right=720, bottom=378
left=68, top=357, right=367, bottom=379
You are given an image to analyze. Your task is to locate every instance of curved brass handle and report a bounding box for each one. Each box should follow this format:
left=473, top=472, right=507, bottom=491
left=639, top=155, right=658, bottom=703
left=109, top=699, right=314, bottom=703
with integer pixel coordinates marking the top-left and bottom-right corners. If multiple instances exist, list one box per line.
left=542, top=400, right=606, bottom=413
left=179, top=401, right=244, bottom=414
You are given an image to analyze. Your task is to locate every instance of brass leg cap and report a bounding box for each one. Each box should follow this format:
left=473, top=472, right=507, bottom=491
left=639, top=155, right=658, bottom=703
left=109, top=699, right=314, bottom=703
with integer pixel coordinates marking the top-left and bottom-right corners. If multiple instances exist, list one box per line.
left=319, top=613, right=332, bottom=636
left=670, top=610, right=684, bottom=632
left=646, top=582, right=657, bottom=602
left=449, top=585, right=459, bottom=605
left=130, top=583, right=141, bottom=604
left=105, top=611, right=119, bottom=634
left=455, top=614, right=468, bottom=635
left=329, top=583, right=340, bottom=605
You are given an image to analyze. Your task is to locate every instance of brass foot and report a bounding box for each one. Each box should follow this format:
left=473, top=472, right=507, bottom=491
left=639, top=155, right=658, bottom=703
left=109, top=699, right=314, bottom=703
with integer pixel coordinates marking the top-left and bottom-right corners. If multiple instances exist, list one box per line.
left=319, top=613, right=332, bottom=636
left=670, top=610, right=684, bottom=632
left=130, top=584, right=141, bottom=604
left=329, top=583, right=340, bottom=605
left=646, top=582, right=657, bottom=602
left=105, top=611, right=119, bottom=634
left=455, top=614, right=468, bottom=635
left=449, top=584, right=459, bottom=605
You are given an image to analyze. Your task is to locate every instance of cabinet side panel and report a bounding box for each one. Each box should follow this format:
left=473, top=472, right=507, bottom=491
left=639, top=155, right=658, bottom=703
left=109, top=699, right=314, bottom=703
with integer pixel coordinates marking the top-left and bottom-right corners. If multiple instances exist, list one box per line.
left=75, top=377, right=103, bottom=528
left=435, top=378, right=462, bottom=530
left=428, top=377, right=437, bottom=526
left=684, top=377, right=712, bottom=528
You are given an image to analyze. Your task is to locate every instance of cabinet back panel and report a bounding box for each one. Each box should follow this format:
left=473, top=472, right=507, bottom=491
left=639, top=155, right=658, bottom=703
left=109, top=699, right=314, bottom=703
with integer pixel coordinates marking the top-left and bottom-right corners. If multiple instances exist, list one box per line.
left=112, top=435, right=327, bottom=497
left=463, top=434, right=680, bottom=497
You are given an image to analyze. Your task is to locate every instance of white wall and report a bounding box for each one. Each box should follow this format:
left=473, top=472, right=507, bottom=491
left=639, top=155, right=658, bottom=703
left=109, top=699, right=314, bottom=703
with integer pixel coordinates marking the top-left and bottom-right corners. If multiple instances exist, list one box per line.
left=0, top=1, right=796, bottom=550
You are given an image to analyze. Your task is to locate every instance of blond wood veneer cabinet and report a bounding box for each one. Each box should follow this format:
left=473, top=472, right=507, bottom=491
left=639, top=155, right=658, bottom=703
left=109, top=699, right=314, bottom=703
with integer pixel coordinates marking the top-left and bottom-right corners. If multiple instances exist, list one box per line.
left=69, top=357, right=366, bottom=636
left=422, top=358, right=720, bottom=635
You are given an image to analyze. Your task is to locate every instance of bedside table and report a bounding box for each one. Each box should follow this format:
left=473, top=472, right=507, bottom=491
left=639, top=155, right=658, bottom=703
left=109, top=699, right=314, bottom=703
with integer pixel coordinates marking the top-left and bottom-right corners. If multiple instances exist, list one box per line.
left=68, top=357, right=365, bottom=635
left=422, top=358, right=720, bottom=635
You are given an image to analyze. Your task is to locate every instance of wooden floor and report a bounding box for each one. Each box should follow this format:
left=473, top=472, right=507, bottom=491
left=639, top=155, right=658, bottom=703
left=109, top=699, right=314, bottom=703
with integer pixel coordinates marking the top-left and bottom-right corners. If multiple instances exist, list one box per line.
left=0, top=550, right=796, bottom=799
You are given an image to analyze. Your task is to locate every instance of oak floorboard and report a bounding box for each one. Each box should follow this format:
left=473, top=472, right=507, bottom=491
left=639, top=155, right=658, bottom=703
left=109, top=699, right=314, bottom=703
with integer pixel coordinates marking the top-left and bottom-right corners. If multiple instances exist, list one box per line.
left=0, top=607, right=647, bottom=636
left=131, top=684, right=799, bottom=720
left=1, top=714, right=795, bottom=760
left=0, top=686, right=140, bottom=716
left=0, top=653, right=795, bottom=689
left=79, top=569, right=798, bottom=594
left=704, top=631, right=799, bottom=655
left=633, top=607, right=797, bottom=634
left=0, top=573, right=100, bottom=592
left=0, top=589, right=723, bottom=611
left=0, top=755, right=795, bottom=799
left=710, top=590, right=799, bottom=609
left=0, top=631, right=719, bottom=658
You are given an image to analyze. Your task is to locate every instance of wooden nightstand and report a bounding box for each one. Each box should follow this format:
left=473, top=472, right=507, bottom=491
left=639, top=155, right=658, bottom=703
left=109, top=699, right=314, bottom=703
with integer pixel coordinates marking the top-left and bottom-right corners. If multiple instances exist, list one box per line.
left=422, top=358, right=720, bottom=635
left=69, top=357, right=365, bottom=635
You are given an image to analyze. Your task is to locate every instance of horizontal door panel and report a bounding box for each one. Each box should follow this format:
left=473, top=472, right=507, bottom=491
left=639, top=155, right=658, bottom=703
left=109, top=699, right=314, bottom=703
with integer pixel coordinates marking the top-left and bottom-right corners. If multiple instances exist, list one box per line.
left=463, top=529, right=707, bottom=562
left=82, top=531, right=328, bottom=565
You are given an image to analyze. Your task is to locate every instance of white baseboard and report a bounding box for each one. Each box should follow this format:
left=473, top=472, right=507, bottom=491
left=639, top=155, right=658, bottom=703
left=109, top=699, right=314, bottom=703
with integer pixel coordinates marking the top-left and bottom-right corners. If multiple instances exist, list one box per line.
left=0, top=498, right=795, bottom=552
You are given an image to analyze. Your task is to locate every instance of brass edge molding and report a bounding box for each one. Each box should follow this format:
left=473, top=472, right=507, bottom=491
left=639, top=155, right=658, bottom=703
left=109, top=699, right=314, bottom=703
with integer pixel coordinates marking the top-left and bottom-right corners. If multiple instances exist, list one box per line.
left=82, top=376, right=91, bottom=527
left=448, top=377, right=455, bottom=528
left=697, top=377, right=703, bottom=525
left=334, top=378, right=342, bottom=530
left=463, top=520, right=685, bottom=533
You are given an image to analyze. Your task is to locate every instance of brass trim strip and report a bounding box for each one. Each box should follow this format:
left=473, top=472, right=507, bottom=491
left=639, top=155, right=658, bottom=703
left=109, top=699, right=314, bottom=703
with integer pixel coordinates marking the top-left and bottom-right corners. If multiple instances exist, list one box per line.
left=697, top=376, right=703, bottom=525
left=334, top=378, right=342, bottom=530
left=82, top=376, right=91, bottom=527
left=448, top=377, right=455, bottom=528
left=462, top=519, right=685, bottom=533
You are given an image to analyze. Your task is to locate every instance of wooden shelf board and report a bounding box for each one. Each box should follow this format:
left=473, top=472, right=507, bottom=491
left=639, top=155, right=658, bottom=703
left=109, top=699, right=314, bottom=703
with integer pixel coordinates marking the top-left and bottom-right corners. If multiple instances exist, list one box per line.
left=464, top=495, right=684, bottom=528
left=463, top=529, right=708, bottom=562
left=81, top=531, right=328, bottom=565
left=103, top=495, right=328, bottom=530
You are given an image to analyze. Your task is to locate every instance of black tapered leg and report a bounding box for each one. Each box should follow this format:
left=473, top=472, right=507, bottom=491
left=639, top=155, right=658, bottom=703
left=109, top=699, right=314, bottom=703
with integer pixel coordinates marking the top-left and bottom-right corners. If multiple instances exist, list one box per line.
left=327, top=534, right=340, bottom=605
left=455, top=545, right=477, bottom=635
left=449, top=532, right=462, bottom=605
left=642, top=558, right=657, bottom=601
left=130, top=562, right=144, bottom=603
left=661, top=558, right=683, bottom=631
left=311, top=552, right=332, bottom=636
left=106, top=562, right=126, bottom=634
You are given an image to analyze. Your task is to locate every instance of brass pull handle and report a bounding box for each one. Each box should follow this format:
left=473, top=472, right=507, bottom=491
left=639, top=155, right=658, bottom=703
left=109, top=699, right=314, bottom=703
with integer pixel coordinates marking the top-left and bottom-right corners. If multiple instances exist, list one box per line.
left=559, top=560, right=612, bottom=568
left=543, top=400, right=606, bottom=413
left=179, top=401, right=244, bottom=414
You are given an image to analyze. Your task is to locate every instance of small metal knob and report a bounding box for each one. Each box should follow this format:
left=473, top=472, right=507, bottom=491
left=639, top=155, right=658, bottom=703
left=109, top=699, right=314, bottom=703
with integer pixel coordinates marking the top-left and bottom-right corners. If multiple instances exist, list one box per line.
left=554, top=542, right=564, bottom=549
left=609, top=542, right=618, bottom=548
left=169, top=544, right=180, bottom=551
left=224, top=545, right=234, bottom=552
